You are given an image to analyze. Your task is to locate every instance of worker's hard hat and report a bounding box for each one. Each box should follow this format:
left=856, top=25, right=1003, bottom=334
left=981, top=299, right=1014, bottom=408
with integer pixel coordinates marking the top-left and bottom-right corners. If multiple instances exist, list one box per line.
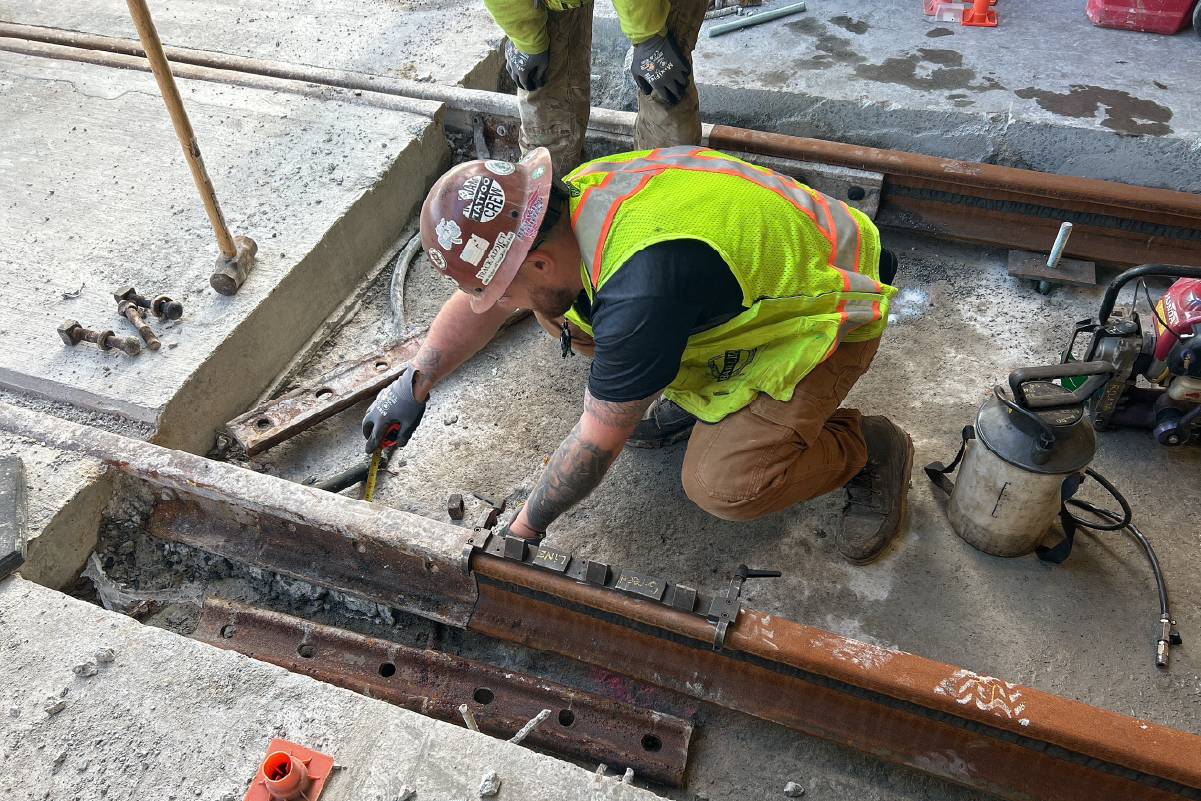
left=419, top=148, right=554, bottom=313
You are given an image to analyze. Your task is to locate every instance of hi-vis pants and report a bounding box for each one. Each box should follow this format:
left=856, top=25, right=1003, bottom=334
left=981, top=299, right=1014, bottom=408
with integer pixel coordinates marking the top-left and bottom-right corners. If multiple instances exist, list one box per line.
left=517, top=0, right=708, bottom=178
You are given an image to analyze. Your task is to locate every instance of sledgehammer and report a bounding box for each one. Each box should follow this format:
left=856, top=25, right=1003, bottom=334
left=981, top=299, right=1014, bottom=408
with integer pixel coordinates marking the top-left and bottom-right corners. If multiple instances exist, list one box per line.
left=124, top=0, right=256, bottom=295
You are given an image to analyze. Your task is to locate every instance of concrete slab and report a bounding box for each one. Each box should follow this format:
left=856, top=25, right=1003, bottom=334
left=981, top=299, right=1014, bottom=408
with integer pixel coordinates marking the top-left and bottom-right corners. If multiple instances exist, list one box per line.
left=5, top=0, right=505, bottom=89
left=0, top=433, right=110, bottom=591
left=0, top=49, right=447, bottom=453
left=0, top=576, right=667, bottom=801
left=592, top=0, right=1201, bottom=193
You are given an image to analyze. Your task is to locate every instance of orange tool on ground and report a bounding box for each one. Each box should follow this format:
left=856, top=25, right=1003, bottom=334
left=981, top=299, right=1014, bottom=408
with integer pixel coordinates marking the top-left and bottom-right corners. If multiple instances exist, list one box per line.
left=243, top=738, right=335, bottom=801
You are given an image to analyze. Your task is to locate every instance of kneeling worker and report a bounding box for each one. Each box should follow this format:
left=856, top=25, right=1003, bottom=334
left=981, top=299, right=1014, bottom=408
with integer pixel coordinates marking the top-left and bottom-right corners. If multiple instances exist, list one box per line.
left=363, top=147, right=912, bottom=565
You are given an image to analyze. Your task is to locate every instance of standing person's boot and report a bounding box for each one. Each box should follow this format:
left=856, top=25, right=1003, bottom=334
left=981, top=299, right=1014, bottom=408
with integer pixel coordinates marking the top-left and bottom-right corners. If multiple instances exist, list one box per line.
left=627, top=395, right=696, bottom=448
left=838, top=415, right=913, bottom=564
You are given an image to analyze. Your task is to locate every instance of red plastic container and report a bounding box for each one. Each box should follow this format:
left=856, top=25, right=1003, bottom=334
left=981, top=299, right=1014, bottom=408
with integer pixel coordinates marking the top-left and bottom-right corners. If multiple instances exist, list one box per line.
left=1086, top=0, right=1199, bottom=34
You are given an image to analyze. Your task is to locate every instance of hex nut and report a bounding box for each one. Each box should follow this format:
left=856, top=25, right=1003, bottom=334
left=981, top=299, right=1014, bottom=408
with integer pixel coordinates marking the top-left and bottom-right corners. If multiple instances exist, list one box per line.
left=448, top=493, right=465, bottom=521
left=58, top=320, right=81, bottom=346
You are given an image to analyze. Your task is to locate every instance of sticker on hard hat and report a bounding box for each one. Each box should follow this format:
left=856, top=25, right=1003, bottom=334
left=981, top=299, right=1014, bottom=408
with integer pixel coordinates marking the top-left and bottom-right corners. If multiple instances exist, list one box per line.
left=477, top=231, right=516, bottom=284
left=531, top=165, right=546, bottom=180
left=428, top=248, right=448, bottom=271
left=516, top=195, right=544, bottom=240
left=484, top=160, right=515, bottom=176
left=436, top=218, right=463, bottom=249
left=460, top=234, right=490, bottom=267
left=459, top=176, right=506, bottom=223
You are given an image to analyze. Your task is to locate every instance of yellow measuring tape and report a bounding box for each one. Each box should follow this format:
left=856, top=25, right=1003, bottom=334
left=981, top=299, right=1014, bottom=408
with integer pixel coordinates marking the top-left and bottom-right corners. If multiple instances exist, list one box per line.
left=364, top=447, right=381, bottom=503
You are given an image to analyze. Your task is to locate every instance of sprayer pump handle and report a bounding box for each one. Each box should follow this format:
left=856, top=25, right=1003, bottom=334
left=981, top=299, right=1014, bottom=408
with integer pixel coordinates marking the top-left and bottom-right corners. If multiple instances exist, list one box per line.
left=1008, top=361, right=1116, bottom=409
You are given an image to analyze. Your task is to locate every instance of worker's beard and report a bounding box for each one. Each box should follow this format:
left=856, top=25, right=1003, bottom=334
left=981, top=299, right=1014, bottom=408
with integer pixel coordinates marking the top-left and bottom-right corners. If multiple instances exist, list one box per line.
left=528, top=283, right=579, bottom=318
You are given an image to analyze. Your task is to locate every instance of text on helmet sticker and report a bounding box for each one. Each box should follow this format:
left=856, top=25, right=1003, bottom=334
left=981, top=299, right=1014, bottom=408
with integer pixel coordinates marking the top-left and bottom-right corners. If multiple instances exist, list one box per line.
left=459, top=176, right=506, bottom=223
left=516, top=194, right=544, bottom=240
left=428, top=248, right=448, bottom=271
left=460, top=234, right=490, bottom=267
left=476, top=231, right=516, bottom=285
left=435, top=218, right=463, bottom=249
left=484, top=160, right=515, bottom=176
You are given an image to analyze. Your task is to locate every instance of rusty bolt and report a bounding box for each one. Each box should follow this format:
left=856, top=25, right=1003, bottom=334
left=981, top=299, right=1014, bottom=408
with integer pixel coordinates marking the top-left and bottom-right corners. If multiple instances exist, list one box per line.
left=447, top=493, right=465, bottom=521
left=113, top=285, right=183, bottom=320
left=151, top=295, right=183, bottom=320
left=118, top=301, right=161, bottom=351
left=57, top=319, right=141, bottom=356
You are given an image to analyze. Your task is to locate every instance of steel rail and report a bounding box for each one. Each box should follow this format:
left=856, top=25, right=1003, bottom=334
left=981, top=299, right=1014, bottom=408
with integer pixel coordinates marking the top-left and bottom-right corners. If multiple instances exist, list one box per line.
left=4, top=404, right=1199, bottom=799
left=192, top=597, right=693, bottom=785
left=4, top=21, right=1199, bottom=266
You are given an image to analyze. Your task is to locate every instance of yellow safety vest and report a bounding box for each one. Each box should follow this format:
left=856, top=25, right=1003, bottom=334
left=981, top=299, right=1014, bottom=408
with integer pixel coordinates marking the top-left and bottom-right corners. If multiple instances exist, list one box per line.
left=564, top=147, right=897, bottom=422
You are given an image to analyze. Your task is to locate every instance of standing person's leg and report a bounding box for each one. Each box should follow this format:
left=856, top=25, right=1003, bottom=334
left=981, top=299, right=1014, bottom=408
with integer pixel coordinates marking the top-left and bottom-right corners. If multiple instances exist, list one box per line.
left=516, top=4, right=594, bottom=178
left=681, top=338, right=880, bottom=521
left=633, top=0, right=707, bottom=149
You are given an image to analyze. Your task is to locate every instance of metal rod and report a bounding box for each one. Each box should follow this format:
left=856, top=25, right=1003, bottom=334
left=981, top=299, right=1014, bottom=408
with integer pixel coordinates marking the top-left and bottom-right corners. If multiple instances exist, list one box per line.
left=121, top=0, right=237, bottom=259
left=1047, top=221, right=1073, bottom=269
left=708, top=2, right=807, bottom=37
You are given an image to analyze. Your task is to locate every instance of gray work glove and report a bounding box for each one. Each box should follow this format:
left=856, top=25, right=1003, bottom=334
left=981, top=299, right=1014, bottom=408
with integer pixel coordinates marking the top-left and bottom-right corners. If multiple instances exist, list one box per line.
left=362, top=364, right=426, bottom=453
left=505, top=39, right=550, bottom=92
left=630, top=32, right=691, bottom=106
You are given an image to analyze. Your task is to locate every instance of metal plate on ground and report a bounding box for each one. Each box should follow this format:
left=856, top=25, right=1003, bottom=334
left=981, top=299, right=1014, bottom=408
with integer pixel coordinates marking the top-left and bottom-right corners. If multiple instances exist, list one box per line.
left=1007, top=250, right=1097, bottom=286
left=192, top=597, right=692, bottom=786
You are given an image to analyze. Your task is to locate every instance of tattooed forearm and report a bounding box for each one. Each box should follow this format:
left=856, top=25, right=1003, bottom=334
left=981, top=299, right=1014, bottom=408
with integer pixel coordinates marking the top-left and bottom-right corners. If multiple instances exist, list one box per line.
left=524, top=423, right=619, bottom=532
left=411, top=346, right=443, bottom=398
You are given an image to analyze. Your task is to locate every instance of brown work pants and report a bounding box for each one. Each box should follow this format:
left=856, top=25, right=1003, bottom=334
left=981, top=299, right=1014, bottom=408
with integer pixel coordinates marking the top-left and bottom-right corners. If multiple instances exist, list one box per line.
left=534, top=312, right=880, bottom=522
left=518, top=0, right=708, bottom=177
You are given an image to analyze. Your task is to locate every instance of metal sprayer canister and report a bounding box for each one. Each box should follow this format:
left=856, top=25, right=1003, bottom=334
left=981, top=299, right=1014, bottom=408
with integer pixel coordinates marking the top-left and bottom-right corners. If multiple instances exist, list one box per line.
left=947, top=393, right=1097, bottom=557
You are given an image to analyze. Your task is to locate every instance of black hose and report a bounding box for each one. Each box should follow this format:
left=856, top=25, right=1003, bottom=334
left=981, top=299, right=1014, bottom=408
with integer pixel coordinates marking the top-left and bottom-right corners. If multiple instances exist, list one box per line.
left=1067, top=498, right=1169, bottom=617
left=1062, top=468, right=1132, bottom=531
left=1061, top=469, right=1178, bottom=668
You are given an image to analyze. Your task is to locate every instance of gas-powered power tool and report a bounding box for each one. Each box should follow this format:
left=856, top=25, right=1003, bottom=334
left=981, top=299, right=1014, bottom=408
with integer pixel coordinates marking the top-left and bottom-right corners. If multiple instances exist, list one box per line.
left=1063, top=264, right=1201, bottom=445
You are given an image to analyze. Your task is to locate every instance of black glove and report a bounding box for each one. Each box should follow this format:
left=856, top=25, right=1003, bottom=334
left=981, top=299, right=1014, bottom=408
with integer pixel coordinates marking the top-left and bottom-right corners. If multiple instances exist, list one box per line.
left=630, top=32, right=691, bottom=105
left=505, top=39, right=550, bottom=92
left=362, top=364, right=426, bottom=454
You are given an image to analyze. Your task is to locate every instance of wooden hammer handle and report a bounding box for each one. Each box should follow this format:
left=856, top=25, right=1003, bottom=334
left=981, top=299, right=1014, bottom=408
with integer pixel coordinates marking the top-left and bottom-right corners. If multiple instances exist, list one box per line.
left=124, top=0, right=237, bottom=259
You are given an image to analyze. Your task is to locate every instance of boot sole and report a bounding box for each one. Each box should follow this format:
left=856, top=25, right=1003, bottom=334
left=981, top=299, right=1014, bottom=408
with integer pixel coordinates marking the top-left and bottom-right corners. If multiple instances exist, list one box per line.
left=843, top=429, right=914, bottom=566
left=625, top=423, right=696, bottom=449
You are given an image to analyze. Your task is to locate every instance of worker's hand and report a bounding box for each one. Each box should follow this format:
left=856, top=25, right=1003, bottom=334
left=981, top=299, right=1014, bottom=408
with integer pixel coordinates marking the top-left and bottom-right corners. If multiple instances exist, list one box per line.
left=362, top=364, right=426, bottom=454
left=630, top=32, right=691, bottom=106
left=505, top=39, right=550, bottom=92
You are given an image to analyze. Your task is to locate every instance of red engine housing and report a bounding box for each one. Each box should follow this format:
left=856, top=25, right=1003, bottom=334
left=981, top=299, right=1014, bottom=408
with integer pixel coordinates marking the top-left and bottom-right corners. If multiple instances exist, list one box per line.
left=1153, top=278, right=1201, bottom=361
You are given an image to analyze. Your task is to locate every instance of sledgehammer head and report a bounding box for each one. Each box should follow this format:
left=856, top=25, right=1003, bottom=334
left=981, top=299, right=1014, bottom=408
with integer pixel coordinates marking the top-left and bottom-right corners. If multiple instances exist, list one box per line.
left=210, top=235, right=258, bottom=296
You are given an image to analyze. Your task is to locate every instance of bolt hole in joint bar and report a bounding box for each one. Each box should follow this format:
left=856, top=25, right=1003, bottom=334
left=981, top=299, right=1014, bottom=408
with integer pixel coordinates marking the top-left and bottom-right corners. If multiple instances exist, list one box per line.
left=191, top=597, right=692, bottom=785
left=3, top=403, right=1201, bottom=799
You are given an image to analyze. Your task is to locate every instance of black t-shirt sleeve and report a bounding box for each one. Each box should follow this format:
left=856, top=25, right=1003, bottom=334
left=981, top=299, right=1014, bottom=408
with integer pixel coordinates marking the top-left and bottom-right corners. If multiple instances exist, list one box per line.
left=584, top=239, right=745, bottom=403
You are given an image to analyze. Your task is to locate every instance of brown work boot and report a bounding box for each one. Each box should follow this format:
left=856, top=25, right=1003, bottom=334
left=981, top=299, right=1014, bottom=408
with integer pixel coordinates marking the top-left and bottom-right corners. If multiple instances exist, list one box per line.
left=627, top=396, right=696, bottom=448
left=838, top=416, right=914, bottom=565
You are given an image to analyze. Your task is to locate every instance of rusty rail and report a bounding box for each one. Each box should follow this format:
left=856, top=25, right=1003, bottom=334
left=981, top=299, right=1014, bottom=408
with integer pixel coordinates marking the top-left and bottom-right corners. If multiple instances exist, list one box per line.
left=6, top=391, right=1201, bottom=798
left=4, top=22, right=1199, bottom=266
left=192, top=597, right=693, bottom=785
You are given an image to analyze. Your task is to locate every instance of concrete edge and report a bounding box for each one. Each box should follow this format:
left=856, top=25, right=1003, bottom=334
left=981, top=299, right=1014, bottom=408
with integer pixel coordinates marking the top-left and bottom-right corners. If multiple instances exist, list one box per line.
left=152, top=119, right=451, bottom=454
